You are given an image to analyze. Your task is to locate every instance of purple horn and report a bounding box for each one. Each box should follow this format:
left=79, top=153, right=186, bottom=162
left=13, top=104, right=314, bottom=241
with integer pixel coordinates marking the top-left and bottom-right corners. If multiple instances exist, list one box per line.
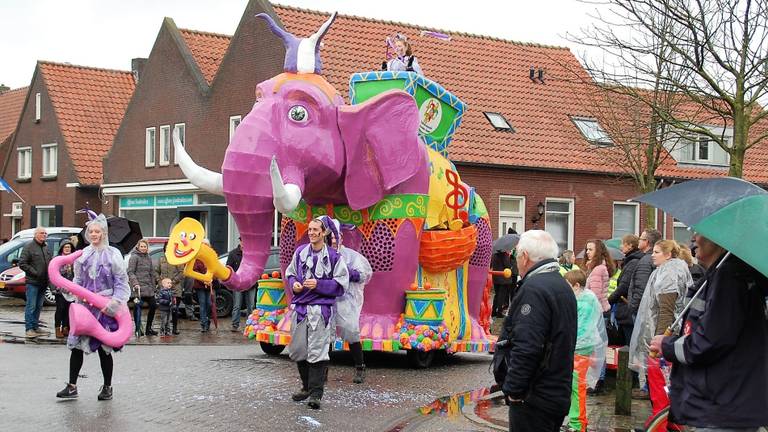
left=255, top=11, right=337, bottom=74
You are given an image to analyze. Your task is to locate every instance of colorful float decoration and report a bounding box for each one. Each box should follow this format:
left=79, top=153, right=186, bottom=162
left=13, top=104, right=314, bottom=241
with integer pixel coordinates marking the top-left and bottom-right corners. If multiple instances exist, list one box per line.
left=168, top=12, right=495, bottom=366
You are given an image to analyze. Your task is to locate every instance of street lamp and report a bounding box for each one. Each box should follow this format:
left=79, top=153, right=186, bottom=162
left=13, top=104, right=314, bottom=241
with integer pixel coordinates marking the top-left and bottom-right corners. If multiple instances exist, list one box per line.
left=530, top=201, right=545, bottom=228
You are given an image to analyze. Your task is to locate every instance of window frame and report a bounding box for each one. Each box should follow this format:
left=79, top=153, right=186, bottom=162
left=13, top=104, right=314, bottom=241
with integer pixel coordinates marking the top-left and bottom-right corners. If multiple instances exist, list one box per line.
left=36, top=205, right=56, bottom=228
left=17, top=146, right=32, bottom=179
left=482, top=112, right=514, bottom=132
left=173, top=123, right=185, bottom=165
left=41, top=143, right=58, bottom=177
left=498, top=195, right=526, bottom=237
left=544, top=197, right=575, bottom=251
left=145, top=127, right=156, bottom=167
left=229, top=115, right=242, bottom=143
left=159, top=125, right=171, bottom=166
left=612, top=201, right=640, bottom=239
left=35, top=93, right=41, bottom=122
left=570, top=116, right=613, bottom=146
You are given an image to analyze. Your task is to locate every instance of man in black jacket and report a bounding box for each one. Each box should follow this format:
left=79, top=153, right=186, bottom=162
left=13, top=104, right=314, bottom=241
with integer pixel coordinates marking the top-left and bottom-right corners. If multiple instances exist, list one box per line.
left=19, top=227, right=52, bottom=338
left=498, top=230, right=577, bottom=432
left=628, top=229, right=661, bottom=318
left=491, top=250, right=515, bottom=317
left=608, top=234, right=643, bottom=343
left=651, top=234, right=768, bottom=429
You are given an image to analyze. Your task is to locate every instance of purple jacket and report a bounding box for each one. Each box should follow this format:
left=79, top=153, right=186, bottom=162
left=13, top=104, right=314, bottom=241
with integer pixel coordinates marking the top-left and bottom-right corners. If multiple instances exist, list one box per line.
left=285, top=243, right=348, bottom=324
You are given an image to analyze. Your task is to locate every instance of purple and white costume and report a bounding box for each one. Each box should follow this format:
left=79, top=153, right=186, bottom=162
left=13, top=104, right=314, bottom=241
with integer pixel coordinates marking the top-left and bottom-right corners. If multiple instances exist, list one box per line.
left=285, top=239, right=348, bottom=363
left=67, top=218, right=130, bottom=354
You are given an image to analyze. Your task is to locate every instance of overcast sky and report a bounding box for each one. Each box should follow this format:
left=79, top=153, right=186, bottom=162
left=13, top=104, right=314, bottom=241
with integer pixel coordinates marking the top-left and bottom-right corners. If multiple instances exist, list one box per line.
left=0, top=0, right=605, bottom=89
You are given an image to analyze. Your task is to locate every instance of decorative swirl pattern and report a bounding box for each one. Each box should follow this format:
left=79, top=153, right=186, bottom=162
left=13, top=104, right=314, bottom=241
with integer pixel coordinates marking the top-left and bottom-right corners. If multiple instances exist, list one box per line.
left=406, top=195, right=428, bottom=217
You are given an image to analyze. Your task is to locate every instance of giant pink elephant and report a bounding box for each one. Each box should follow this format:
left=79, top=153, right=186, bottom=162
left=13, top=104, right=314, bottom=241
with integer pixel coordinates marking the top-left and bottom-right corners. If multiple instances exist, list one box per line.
left=174, top=12, right=494, bottom=356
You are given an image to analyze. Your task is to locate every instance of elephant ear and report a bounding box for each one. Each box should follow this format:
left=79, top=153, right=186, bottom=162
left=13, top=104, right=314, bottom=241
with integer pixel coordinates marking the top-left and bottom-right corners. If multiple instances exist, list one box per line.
left=338, top=90, right=422, bottom=210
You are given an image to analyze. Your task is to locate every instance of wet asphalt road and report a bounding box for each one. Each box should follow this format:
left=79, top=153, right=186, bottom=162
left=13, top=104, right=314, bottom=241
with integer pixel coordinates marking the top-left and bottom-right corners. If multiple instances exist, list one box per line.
left=0, top=298, right=497, bottom=432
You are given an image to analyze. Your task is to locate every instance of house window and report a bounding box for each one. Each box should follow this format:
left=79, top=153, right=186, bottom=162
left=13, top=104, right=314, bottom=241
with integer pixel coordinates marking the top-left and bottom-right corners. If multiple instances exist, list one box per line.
left=145, top=127, right=156, bottom=167
left=42, top=143, right=57, bottom=177
left=672, top=132, right=730, bottom=166
left=35, top=93, right=41, bottom=122
left=17, top=147, right=31, bottom=179
left=173, top=123, right=185, bottom=165
left=571, top=117, right=612, bottom=146
left=544, top=198, right=574, bottom=253
left=37, top=206, right=55, bottom=227
left=229, top=115, right=241, bottom=143
left=673, top=219, right=693, bottom=244
left=498, top=195, right=525, bottom=237
left=613, top=202, right=639, bottom=239
left=483, top=112, right=514, bottom=132
left=159, top=125, right=170, bottom=166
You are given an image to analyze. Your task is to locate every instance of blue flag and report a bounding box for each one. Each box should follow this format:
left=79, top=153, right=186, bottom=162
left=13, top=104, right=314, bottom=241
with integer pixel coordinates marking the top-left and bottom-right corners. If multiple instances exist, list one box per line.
left=0, top=177, right=13, bottom=192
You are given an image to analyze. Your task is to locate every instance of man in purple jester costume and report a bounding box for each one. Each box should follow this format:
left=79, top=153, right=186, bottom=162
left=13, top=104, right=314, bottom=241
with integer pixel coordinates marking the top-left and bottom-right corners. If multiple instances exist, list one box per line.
left=285, top=217, right=349, bottom=410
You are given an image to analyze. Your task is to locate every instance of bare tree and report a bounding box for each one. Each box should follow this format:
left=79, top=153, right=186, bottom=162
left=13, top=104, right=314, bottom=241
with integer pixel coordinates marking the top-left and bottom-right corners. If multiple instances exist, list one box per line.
left=573, top=0, right=768, bottom=178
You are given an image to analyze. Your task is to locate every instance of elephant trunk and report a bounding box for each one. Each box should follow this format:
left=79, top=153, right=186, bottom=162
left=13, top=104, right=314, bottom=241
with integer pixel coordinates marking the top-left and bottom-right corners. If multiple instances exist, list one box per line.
left=220, top=118, right=303, bottom=291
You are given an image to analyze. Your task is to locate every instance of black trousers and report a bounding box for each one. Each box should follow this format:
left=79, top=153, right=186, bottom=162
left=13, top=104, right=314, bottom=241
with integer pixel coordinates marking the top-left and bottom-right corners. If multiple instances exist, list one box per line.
left=69, top=347, right=113, bottom=386
left=508, top=402, right=561, bottom=432
left=492, top=284, right=513, bottom=315
left=54, top=293, right=72, bottom=328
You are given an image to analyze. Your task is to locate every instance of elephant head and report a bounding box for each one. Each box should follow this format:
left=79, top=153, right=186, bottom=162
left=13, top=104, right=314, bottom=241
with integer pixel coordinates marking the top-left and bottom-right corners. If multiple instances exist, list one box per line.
left=174, top=12, right=428, bottom=291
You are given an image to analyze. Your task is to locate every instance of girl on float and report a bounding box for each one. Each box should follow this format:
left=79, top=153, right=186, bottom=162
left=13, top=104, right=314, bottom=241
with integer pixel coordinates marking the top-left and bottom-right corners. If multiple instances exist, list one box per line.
left=322, top=216, right=373, bottom=384
left=56, top=214, right=130, bottom=401
left=285, top=217, right=348, bottom=410
left=382, top=33, right=423, bottom=75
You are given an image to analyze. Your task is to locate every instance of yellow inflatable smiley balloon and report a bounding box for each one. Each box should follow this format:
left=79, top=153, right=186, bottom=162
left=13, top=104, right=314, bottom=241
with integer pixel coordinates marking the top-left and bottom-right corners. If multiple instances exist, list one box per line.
left=166, top=217, right=205, bottom=266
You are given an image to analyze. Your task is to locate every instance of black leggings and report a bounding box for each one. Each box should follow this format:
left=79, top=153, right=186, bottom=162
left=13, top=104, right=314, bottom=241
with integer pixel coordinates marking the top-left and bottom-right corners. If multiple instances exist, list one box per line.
left=69, top=347, right=113, bottom=386
left=54, top=293, right=72, bottom=328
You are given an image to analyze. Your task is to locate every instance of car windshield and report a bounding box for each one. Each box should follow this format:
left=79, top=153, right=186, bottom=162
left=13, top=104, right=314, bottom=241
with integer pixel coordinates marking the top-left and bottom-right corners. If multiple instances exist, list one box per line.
left=0, top=238, right=30, bottom=264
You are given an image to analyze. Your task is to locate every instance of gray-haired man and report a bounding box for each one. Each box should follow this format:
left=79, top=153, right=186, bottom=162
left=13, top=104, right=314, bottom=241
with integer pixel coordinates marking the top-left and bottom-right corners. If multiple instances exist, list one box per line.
left=19, top=227, right=52, bottom=338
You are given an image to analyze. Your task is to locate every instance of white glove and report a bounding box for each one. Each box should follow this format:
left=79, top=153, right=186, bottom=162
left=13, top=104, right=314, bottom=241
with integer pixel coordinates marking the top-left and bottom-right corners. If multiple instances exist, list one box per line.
left=101, top=299, right=123, bottom=317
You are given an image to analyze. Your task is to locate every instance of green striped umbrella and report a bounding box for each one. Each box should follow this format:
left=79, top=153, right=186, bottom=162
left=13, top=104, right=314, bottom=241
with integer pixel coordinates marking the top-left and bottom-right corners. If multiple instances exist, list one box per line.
left=631, top=177, right=768, bottom=277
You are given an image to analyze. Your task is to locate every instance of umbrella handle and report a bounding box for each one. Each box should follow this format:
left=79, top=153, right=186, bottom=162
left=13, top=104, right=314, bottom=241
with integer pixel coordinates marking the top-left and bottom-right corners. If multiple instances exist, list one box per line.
left=649, top=328, right=673, bottom=359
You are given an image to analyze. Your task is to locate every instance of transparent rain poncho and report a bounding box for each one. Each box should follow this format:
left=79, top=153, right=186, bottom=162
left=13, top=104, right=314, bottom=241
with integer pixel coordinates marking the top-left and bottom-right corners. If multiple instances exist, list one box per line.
left=574, top=288, right=608, bottom=388
left=334, top=246, right=372, bottom=342
left=629, top=258, right=693, bottom=373
left=67, top=214, right=131, bottom=353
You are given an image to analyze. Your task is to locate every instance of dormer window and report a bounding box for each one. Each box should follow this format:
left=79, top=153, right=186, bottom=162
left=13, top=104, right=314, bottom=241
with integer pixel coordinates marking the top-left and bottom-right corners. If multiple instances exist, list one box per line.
left=483, top=112, right=514, bottom=132
left=668, top=129, right=731, bottom=166
left=571, top=116, right=612, bottom=146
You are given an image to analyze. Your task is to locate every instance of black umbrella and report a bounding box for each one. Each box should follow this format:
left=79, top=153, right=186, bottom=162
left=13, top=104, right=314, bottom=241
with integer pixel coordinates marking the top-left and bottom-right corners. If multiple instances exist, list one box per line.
left=78, top=216, right=143, bottom=255
left=493, top=234, right=520, bottom=252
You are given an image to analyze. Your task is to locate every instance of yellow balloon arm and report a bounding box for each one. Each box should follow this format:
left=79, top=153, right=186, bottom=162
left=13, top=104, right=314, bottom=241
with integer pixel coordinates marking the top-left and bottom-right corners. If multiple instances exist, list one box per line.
left=181, top=243, right=231, bottom=284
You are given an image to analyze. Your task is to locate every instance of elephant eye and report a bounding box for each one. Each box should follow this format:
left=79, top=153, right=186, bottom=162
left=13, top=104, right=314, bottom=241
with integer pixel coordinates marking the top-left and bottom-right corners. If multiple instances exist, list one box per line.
left=288, top=105, right=308, bottom=123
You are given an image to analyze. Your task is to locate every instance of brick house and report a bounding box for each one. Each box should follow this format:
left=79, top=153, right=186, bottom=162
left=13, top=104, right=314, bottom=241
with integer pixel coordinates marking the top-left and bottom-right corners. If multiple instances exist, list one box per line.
left=0, top=62, right=134, bottom=237
left=103, top=0, right=767, bottom=253
left=0, top=86, right=28, bottom=173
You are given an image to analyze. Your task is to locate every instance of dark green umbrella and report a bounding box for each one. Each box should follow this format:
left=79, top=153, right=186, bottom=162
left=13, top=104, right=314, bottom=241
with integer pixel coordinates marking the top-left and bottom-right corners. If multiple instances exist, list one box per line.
left=604, top=237, right=622, bottom=249
left=631, top=177, right=768, bottom=277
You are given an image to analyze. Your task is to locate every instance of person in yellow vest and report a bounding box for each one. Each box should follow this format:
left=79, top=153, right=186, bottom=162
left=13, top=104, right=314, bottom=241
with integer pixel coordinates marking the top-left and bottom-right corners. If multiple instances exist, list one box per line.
left=608, top=267, right=622, bottom=296
left=559, top=250, right=580, bottom=276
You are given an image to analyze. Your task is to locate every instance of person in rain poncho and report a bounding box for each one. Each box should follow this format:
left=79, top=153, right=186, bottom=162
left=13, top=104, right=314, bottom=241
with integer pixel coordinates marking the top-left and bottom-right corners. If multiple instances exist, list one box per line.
left=56, top=214, right=130, bottom=401
left=564, top=269, right=607, bottom=432
left=285, top=217, right=348, bottom=410
left=323, top=216, right=373, bottom=384
left=629, top=240, right=692, bottom=425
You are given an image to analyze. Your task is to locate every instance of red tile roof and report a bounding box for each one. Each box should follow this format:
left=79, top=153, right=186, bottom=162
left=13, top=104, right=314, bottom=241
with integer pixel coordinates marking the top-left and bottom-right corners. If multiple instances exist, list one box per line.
left=39, top=62, right=135, bottom=185
left=179, top=28, right=231, bottom=84
left=0, top=86, right=28, bottom=143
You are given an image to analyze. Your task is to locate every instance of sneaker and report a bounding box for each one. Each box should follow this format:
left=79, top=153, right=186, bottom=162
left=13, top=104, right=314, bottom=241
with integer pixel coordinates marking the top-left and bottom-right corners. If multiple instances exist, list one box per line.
left=56, top=383, right=78, bottom=399
left=587, top=380, right=605, bottom=396
left=230, top=326, right=240, bottom=333
left=292, top=389, right=310, bottom=401
left=35, top=328, right=51, bottom=336
left=353, top=366, right=366, bottom=384
left=25, top=330, right=40, bottom=338
left=97, top=385, right=113, bottom=401
left=145, top=329, right=158, bottom=336
left=631, top=388, right=650, bottom=400
left=307, top=396, right=321, bottom=410
left=172, top=329, right=180, bottom=335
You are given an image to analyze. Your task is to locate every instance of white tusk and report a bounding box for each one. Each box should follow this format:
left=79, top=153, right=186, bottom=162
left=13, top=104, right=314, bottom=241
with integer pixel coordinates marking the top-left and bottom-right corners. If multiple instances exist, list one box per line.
left=174, top=129, right=224, bottom=195
left=270, top=156, right=301, bottom=214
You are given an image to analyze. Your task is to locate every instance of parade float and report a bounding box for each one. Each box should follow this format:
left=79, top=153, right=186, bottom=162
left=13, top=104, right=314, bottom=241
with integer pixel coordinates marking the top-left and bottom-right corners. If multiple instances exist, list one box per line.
left=168, top=12, right=495, bottom=367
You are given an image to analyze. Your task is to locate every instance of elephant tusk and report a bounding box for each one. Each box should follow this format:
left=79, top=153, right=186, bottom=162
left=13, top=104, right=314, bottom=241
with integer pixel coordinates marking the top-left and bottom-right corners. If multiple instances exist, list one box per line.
left=270, top=156, right=302, bottom=214
left=174, top=129, right=224, bottom=196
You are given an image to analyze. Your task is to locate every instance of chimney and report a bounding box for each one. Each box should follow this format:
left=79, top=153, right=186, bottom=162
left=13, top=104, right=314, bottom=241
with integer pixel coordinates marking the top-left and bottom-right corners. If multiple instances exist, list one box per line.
left=537, top=67, right=545, bottom=83
left=131, top=58, right=148, bottom=83
left=0, top=84, right=9, bottom=93
left=529, top=66, right=535, bottom=81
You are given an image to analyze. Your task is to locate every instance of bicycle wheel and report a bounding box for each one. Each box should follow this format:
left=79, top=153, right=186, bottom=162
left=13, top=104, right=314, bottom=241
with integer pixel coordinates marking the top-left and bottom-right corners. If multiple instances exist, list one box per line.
left=645, top=406, right=688, bottom=431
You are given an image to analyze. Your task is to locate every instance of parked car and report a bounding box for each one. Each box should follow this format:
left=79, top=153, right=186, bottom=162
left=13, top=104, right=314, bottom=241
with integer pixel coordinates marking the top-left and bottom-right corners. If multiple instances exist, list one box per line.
left=0, top=227, right=82, bottom=305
